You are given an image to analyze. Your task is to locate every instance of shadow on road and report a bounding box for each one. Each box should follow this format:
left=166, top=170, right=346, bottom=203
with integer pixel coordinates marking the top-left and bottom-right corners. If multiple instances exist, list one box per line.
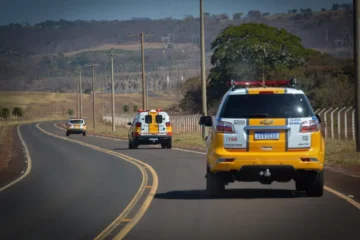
left=154, top=188, right=306, bottom=200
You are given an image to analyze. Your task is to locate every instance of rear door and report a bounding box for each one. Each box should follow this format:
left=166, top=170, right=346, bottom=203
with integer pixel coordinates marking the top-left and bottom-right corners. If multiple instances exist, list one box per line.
left=219, top=90, right=314, bottom=152
left=148, top=110, right=158, bottom=135
left=140, top=112, right=150, bottom=134
left=156, top=112, right=167, bottom=134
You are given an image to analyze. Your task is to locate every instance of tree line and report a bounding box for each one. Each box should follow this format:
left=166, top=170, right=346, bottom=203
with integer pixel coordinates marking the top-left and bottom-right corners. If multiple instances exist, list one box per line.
left=175, top=23, right=354, bottom=113
left=1, top=107, right=23, bottom=122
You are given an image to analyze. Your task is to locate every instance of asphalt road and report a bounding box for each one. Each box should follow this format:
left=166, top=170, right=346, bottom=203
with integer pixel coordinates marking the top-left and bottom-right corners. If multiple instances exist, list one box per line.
left=0, top=124, right=142, bottom=240
left=1, top=122, right=360, bottom=240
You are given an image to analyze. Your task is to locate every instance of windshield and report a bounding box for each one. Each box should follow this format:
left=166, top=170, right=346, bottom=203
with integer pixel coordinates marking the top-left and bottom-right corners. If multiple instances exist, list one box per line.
left=220, top=94, right=314, bottom=118
left=69, top=120, right=83, bottom=124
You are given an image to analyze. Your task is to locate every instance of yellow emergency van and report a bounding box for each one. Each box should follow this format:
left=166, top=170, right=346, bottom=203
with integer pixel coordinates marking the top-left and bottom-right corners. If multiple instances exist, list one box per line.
left=128, top=108, right=173, bottom=149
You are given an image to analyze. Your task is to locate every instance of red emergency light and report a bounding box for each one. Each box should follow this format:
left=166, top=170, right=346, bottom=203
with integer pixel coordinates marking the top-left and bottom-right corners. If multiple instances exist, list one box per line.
left=227, top=79, right=296, bottom=88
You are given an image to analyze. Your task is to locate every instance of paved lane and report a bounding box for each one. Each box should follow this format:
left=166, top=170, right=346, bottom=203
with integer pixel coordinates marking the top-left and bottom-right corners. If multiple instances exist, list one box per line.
left=42, top=122, right=360, bottom=240
left=0, top=124, right=142, bottom=240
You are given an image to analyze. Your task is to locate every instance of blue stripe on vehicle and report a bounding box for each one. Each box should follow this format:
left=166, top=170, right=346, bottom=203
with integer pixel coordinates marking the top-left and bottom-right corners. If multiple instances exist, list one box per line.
left=246, top=118, right=249, bottom=152
left=285, top=118, right=289, bottom=152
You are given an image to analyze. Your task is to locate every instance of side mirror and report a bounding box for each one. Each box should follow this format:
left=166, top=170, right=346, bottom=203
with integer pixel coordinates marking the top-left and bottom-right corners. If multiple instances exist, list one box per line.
left=127, top=122, right=132, bottom=126
left=315, top=114, right=321, bottom=124
left=199, top=116, right=212, bottom=127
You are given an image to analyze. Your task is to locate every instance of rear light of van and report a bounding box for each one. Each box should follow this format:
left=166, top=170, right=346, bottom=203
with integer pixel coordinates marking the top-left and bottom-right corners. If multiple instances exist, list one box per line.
left=136, top=122, right=141, bottom=127
left=166, top=122, right=171, bottom=127
left=299, top=120, right=319, bottom=133
left=215, top=120, right=235, bottom=133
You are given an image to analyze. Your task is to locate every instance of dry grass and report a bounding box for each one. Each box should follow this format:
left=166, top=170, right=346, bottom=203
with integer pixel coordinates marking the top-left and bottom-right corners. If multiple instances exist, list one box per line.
left=0, top=91, right=176, bottom=124
left=0, top=125, right=12, bottom=170
left=325, top=139, right=360, bottom=165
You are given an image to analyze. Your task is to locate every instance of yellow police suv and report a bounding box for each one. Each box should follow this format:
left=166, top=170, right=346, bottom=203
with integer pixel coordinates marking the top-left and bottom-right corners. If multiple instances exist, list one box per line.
left=199, top=79, right=325, bottom=198
left=66, top=118, right=87, bottom=136
left=127, top=108, right=173, bottom=149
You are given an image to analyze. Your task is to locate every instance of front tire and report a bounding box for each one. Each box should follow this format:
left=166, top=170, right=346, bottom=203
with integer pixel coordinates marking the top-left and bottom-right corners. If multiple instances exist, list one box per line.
left=305, top=170, right=324, bottom=197
left=206, top=167, right=225, bottom=198
left=66, top=132, right=70, bottom=136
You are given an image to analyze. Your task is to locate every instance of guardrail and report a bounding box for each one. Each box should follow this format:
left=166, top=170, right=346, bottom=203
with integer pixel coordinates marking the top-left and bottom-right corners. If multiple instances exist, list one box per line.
left=103, top=106, right=357, bottom=140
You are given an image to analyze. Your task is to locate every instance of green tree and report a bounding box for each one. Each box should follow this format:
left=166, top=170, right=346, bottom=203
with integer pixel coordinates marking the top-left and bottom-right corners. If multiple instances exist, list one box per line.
left=1, top=108, right=10, bottom=123
left=208, top=23, right=308, bottom=100
left=123, top=104, right=129, bottom=112
left=12, top=107, right=23, bottom=122
left=133, top=105, right=138, bottom=112
left=67, top=109, right=74, bottom=117
left=232, top=12, right=244, bottom=19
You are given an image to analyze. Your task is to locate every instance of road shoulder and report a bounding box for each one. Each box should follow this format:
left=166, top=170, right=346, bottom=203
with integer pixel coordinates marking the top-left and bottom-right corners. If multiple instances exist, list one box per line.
left=0, top=125, right=29, bottom=189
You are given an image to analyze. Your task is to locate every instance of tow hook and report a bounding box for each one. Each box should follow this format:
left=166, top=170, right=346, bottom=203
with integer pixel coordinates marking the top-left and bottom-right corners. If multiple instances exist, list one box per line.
left=259, top=169, right=271, bottom=177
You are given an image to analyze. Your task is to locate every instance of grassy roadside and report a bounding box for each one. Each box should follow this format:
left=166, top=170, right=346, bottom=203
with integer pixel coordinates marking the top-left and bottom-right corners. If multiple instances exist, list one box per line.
left=0, top=123, right=27, bottom=187
left=57, top=120, right=359, bottom=166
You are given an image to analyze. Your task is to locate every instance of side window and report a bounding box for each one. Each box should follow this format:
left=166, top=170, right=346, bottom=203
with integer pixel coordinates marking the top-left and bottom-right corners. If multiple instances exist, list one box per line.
left=145, top=115, right=152, bottom=124
left=155, top=115, right=163, bottom=124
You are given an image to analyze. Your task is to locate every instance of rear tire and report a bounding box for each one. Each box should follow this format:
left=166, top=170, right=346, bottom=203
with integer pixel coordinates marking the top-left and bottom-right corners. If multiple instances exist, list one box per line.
left=66, top=132, right=70, bottom=136
left=132, top=139, right=139, bottom=149
left=206, top=168, right=225, bottom=198
left=82, top=131, right=86, bottom=136
left=128, top=141, right=133, bottom=149
left=167, top=139, right=172, bottom=149
left=295, top=179, right=306, bottom=192
left=161, top=143, right=166, bottom=149
left=305, top=170, right=324, bottom=197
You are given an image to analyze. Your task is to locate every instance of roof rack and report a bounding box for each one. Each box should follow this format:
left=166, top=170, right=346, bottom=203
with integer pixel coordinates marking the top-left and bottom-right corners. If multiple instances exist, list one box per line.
left=228, top=79, right=297, bottom=91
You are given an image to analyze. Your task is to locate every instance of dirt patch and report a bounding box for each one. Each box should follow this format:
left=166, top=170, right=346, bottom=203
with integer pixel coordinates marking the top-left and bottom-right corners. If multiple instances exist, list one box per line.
left=0, top=125, right=26, bottom=188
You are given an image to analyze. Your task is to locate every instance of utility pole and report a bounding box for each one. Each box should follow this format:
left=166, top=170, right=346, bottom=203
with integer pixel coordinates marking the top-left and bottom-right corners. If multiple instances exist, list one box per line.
left=354, top=0, right=360, bottom=151
left=77, top=69, right=83, bottom=119
left=85, top=64, right=100, bottom=129
left=200, top=0, right=208, bottom=141
left=110, top=51, right=116, bottom=132
left=76, top=74, right=79, bottom=118
left=129, top=32, right=155, bottom=110
left=101, top=74, right=104, bottom=120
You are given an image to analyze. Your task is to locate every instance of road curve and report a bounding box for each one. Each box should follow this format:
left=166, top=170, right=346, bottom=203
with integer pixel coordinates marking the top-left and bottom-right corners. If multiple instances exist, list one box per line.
left=0, top=124, right=143, bottom=240
left=43, top=121, right=360, bottom=240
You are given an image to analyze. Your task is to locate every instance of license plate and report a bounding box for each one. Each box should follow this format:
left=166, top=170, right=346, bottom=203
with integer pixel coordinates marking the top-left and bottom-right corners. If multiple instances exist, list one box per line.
left=254, top=132, right=280, bottom=140
left=149, top=138, right=158, bottom=141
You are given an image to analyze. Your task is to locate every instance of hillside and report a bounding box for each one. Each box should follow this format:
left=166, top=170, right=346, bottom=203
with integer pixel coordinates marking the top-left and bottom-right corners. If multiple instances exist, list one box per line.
left=0, top=4, right=354, bottom=92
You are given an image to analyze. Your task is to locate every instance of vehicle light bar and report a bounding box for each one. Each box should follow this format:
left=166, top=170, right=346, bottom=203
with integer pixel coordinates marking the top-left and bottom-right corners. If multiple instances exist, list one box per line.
left=227, top=79, right=297, bottom=89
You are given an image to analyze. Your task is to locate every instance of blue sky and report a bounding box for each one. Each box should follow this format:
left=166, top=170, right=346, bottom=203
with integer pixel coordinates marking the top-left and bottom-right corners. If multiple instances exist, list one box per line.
left=0, top=0, right=352, bottom=25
